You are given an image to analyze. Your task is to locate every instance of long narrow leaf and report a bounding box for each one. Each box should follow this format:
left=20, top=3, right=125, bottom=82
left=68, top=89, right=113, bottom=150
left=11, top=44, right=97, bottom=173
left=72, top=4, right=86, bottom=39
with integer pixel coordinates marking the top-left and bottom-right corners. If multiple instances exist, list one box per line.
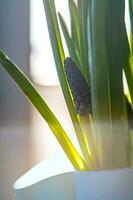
left=129, top=0, right=133, bottom=36
left=78, top=0, right=89, bottom=84
left=68, top=0, right=80, bottom=52
left=124, top=55, right=133, bottom=105
left=58, top=12, right=80, bottom=68
left=106, top=0, right=130, bottom=168
left=0, top=50, right=88, bottom=171
left=43, top=0, right=93, bottom=169
left=127, top=0, right=133, bottom=105
left=88, top=0, right=130, bottom=169
left=87, top=0, right=114, bottom=169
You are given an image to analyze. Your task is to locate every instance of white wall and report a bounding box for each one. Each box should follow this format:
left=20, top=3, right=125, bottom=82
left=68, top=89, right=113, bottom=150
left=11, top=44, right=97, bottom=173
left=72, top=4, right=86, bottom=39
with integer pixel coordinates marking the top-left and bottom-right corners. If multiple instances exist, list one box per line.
left=0, top=1, right=30, bottom=200
left=0, top=0, right=30, bottom=126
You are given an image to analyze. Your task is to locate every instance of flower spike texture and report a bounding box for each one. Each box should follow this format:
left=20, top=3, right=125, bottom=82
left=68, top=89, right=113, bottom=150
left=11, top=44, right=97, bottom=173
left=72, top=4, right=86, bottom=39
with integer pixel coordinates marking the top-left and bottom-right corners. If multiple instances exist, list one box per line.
left=64, top=57, right=91, bottom=116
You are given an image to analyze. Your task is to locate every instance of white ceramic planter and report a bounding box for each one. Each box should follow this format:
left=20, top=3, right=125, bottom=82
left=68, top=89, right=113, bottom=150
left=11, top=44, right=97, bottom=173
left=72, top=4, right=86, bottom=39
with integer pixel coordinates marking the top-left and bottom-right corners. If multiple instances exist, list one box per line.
left=14, top=151, right=75, bottom=200
left=14, top=151, right=133, bottom=200
left=14, top=172, right=75, bottom=200
left=76, top=168, right=133, bottom=200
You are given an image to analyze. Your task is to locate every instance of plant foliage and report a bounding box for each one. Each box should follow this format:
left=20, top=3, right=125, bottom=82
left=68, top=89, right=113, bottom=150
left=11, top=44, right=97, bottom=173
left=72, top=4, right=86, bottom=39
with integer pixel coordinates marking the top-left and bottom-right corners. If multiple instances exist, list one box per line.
left=0, top=0, right=133, bottom=170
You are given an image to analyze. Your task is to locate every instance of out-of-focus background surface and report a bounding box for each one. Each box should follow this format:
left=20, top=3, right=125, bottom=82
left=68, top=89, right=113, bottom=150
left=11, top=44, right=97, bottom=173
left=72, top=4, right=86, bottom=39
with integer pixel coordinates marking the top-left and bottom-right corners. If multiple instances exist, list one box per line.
left=0, top=0, right=75, bottom=199
left=0, top=1, right=30, bottom=199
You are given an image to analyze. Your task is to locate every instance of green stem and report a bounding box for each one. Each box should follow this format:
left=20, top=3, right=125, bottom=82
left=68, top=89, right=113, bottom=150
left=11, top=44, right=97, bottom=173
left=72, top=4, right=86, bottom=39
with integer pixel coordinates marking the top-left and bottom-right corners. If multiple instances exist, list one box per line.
left=87, top=0, right=114, bottom=169
left=79, top=115, right=99, bottom=169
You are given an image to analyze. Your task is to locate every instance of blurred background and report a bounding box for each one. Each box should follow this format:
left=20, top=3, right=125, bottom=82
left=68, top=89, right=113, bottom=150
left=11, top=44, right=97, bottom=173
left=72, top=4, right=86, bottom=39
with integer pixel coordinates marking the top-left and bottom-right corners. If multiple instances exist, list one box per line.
left=0, top=0, right=75, bottom=199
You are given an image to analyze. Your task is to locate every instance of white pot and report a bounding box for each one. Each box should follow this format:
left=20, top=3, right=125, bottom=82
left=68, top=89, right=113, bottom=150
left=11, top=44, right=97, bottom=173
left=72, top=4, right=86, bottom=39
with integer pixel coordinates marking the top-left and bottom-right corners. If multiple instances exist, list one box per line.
left=14, top=151, right=75, bottom=200
left=76, top=168, right=133, bottom=200
left=14, top=151, right=133, bottom=200
left=14, top=172, right=75, bottom=200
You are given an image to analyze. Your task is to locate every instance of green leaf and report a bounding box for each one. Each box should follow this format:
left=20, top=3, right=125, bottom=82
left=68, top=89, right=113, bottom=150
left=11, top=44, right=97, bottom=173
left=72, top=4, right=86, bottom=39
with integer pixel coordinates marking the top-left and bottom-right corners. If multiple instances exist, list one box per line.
left=68, top=0, right=80, bottom=52
left=125, top=1, right=133, bottom=107
left=124, top=54, right=133, bottom=106
left=87, top=0, right=113, bottom=169
left=58, top=12, right=81, bottom=69
left=106, top=0, right=130, bottom=167
left=0, top=50, right=88, bottom=171
left=78, top=0, right=89, bottom=84
left=129, top=0, right=133, bottom=36
left=43, top=0, right=93, bottom=169
left=87, top=0, right=130, bottom=169
left=121, top=1, right=133, bottom=107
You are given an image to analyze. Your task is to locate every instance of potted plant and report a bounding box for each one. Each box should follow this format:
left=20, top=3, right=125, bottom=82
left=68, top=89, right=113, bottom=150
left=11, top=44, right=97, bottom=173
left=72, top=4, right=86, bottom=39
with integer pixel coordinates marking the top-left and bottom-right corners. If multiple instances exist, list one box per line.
left=0, top=0, right=133, bottom=199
